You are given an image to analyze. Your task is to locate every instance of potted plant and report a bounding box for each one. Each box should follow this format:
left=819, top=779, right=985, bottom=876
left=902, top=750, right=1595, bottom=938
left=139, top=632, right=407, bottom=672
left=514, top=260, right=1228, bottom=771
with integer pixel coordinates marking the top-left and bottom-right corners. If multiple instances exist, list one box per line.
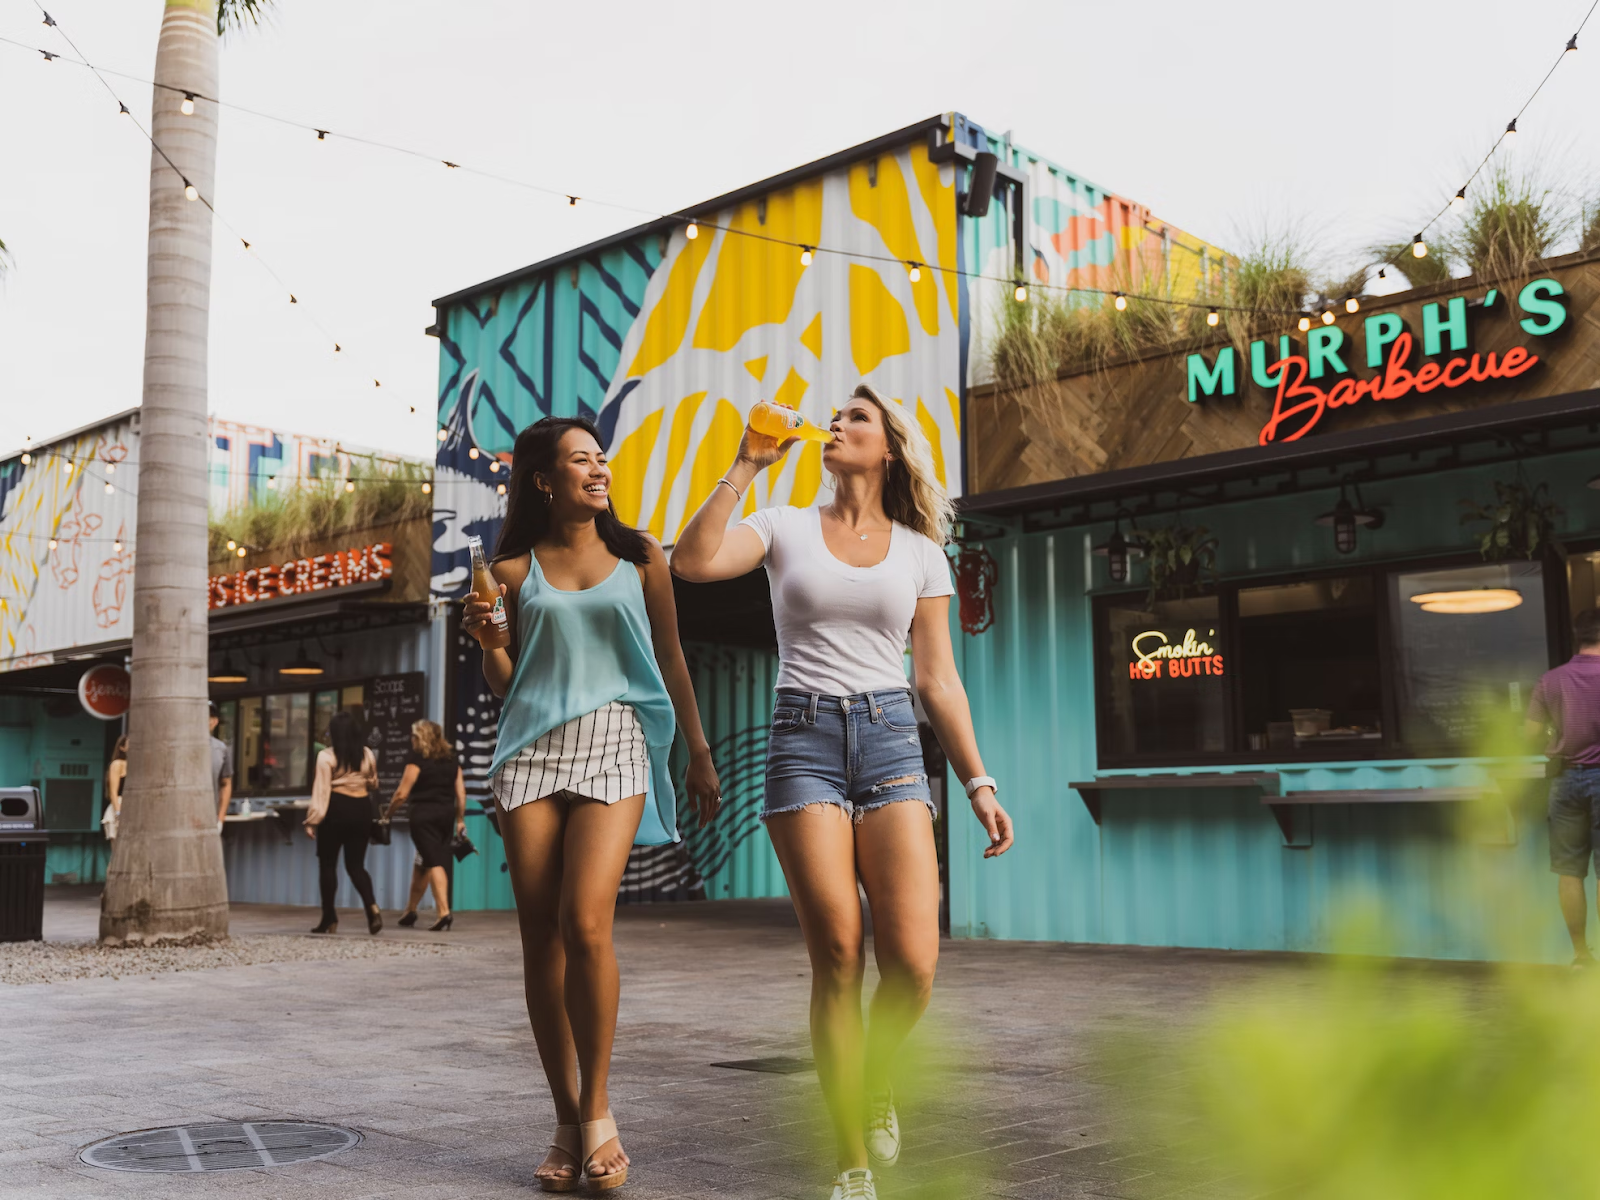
left=1459, top=478, right=1563, bottom=562
left=1134, top=523, right=1219, bottom=604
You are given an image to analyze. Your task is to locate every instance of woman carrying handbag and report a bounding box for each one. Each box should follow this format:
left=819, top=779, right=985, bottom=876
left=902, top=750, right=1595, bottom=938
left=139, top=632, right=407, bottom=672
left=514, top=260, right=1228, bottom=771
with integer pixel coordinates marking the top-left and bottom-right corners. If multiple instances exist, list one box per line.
left=304, top=709, right=383, bottom=935
left=385, top=718, right=467, bottom=932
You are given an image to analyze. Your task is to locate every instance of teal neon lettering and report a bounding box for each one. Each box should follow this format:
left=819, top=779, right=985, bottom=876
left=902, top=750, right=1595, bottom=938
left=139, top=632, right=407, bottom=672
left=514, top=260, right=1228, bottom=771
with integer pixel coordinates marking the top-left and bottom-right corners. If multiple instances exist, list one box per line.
left=1518, top=278, right=1567, bottom=336
left=1250, top=335, right=1292, bottom=388
left=1307, top=327, right=1348, bottom=380
left=1186, top=346, right=1236, bottom=403
left=1364, top=312, right=1403, bottom=368
left=1421, top=297, right=1468, bottom=356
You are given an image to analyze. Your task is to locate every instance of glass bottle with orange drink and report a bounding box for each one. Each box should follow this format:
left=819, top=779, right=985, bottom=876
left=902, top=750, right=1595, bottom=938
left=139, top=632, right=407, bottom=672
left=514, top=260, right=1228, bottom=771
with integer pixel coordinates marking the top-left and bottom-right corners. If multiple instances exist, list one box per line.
left=467, top=534, right=510, bottom=650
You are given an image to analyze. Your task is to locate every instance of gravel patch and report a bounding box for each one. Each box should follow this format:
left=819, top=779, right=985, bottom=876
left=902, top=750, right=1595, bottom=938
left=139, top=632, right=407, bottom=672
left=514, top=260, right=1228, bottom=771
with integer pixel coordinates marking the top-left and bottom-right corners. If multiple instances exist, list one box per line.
left=0, top=935, right=465, bottom=986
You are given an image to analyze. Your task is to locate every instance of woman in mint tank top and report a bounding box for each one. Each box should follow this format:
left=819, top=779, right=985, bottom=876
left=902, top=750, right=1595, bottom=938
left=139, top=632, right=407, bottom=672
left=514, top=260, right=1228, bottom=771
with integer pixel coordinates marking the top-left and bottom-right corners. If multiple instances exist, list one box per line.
left=462, top=416, right=722, bottom=1194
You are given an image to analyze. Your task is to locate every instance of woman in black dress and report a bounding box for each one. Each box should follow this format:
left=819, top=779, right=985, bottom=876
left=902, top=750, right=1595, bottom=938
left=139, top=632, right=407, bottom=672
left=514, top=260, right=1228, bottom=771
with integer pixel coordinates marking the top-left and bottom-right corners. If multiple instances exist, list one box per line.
left=384, top=719, right=466, bottom=932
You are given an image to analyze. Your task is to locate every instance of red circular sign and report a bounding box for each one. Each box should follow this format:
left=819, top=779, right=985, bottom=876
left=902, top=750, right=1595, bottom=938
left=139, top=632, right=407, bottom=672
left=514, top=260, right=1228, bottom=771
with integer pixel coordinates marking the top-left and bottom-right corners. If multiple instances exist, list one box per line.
left=78, top=664, right=130, bottom=720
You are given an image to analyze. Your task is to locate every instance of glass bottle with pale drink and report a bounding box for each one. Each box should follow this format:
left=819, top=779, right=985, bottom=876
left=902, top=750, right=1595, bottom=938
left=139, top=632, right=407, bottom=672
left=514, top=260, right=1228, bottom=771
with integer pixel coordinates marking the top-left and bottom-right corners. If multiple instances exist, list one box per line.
left=466, top=534, right=510, bottom=650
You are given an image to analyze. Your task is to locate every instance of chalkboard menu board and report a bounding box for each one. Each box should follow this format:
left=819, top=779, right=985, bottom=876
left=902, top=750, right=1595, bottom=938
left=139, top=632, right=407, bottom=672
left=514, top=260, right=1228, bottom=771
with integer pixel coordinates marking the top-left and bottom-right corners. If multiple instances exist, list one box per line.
left=364, top=672, right=427, bottom=796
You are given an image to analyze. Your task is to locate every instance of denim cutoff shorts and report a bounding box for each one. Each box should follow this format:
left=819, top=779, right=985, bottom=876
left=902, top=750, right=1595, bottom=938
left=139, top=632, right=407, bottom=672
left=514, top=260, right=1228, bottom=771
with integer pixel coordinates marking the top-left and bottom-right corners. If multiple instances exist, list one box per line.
left=1548, top=765, right=1600, bottom=877
left=761, top=689, right=935, bottom=824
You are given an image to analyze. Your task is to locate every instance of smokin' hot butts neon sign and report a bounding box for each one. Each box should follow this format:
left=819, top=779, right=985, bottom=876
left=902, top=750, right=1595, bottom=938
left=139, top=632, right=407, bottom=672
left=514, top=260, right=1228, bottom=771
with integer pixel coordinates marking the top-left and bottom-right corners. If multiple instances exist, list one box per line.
left=1181, top=278, right=1569, bottom=445
left=1128, top=627, right=1225, bottom=681
left=209, top=544, right=392, bottom=609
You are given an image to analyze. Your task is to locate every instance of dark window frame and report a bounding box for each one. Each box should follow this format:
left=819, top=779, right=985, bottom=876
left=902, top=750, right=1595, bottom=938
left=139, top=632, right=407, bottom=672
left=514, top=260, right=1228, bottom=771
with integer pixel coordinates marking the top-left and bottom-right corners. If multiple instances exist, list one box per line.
left=211, top=671, right=379, bottom=798
left=1093, top=547, right=1567, bottom=770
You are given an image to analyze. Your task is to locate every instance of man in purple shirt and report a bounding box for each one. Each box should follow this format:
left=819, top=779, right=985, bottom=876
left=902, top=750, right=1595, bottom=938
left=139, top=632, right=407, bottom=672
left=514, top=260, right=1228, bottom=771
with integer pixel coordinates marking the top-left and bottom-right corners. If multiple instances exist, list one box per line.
left=1527, top=609, right=1600, bottom=968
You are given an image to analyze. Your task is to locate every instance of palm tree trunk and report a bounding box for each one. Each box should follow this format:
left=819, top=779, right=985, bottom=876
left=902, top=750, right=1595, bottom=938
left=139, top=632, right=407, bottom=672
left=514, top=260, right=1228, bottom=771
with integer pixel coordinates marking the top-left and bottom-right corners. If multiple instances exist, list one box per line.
left=101, top=0, right=229, bottom=943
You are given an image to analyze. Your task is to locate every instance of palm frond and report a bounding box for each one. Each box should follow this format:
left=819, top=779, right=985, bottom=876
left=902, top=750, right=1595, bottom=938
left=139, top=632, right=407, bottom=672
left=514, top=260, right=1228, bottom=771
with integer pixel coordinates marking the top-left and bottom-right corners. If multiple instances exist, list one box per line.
left=217, top=0, right=271, bottom=36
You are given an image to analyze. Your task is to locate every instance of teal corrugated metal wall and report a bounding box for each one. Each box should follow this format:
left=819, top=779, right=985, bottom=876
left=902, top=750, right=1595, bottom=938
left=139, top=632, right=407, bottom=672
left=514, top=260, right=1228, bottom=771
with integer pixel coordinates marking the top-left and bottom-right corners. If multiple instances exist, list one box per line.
left=678, top=643, right=787, bottom=900
left=948, top=446, right=1600, bottom=962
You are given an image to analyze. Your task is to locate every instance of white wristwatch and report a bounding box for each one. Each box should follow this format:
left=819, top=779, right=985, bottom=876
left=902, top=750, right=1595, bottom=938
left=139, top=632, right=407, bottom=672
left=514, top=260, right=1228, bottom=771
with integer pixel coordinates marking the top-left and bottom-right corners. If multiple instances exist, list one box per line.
left=964, top=775, right=997, bottom=799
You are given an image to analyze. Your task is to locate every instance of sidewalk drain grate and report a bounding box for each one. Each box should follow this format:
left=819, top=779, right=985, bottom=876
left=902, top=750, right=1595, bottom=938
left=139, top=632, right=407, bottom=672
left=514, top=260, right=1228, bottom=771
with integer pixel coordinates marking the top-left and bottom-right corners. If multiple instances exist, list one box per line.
left=80, top=1121, right=360, bottom=1173
left=711, top=1056, right=814, bottom=1074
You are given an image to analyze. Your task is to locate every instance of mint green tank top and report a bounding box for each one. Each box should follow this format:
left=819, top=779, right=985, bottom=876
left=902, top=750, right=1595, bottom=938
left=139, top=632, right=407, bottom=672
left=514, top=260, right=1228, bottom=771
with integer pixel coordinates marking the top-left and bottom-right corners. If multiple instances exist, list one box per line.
left=489, top=553, right=677, bottom=845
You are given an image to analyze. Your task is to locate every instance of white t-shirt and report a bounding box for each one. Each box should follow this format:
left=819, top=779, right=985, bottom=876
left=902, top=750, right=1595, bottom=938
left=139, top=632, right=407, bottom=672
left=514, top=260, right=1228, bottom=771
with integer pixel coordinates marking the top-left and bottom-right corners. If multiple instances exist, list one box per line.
left=739, top=505, right=954, bottom=696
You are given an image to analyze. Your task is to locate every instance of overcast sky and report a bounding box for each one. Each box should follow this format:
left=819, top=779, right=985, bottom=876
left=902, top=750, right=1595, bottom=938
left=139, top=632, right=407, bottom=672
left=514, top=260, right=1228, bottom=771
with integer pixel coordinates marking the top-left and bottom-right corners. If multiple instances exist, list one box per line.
left=2, top=0, right=1596, bottom=462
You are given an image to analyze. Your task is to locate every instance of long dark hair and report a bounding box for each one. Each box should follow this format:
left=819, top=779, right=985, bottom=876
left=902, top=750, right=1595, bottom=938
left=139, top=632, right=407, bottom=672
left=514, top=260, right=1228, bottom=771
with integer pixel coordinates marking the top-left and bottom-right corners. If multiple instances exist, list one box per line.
left=328, top=710, right=366, bottom=776
left=493, top=416, right=651, bottom=565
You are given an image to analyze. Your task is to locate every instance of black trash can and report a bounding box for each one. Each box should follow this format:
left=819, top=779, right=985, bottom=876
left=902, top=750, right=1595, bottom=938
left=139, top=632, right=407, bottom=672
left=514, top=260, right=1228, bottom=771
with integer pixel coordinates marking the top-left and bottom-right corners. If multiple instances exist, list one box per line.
left=0, top=787, right=48, bottom=943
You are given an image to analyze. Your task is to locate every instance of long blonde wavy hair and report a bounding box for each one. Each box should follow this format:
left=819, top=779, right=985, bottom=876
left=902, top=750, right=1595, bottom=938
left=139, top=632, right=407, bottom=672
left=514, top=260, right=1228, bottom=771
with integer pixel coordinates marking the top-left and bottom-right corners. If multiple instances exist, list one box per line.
left=835, top=384, right=954, bottom=544
left=411, top=719, right=454, bottom=761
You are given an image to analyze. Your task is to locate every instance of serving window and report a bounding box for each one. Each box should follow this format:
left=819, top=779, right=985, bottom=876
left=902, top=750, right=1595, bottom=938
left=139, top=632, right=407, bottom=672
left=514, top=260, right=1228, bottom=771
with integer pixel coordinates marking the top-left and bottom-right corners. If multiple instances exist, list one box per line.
left=1093, top=553, right=1568, bottom=767
left=216, top=681, right=370, bottom=797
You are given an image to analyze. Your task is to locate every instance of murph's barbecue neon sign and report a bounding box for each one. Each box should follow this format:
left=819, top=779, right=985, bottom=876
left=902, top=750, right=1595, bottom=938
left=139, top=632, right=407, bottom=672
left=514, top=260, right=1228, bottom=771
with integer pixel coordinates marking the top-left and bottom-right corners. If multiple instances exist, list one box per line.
left=1182, top=278, right=1569, bottom=445
left=1128, top=628, right=1225, bottom=680
left=209, top=543, right=392, bottom=609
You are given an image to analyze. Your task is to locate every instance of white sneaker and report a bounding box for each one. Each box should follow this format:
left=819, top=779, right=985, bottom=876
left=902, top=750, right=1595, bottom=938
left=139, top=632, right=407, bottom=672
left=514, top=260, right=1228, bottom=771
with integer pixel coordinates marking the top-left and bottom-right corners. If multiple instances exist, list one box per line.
left=865, top=1090, right=900, bottom=1168
left=830, top=1168, right=876, bottom=1200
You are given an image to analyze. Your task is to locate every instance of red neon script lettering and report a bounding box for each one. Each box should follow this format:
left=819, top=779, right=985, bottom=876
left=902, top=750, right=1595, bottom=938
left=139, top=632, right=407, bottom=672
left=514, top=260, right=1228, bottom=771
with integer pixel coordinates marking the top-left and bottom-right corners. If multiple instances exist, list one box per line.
left=1258, top=332, right=1540, bottom=445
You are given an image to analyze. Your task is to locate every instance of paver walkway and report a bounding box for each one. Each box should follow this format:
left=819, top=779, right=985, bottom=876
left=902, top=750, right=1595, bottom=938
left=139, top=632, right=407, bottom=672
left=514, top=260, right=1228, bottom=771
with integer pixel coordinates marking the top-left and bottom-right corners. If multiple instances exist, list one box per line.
left=3, top=892, right=1316, bottom=1198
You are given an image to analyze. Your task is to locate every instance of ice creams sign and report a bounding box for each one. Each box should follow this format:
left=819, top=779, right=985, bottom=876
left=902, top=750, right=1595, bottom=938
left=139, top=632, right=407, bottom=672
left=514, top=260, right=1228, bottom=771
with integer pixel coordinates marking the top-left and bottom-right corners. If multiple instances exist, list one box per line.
left=1182, top=278, right=1569, bottom=445
left=208, top=544, right=392, bottom=609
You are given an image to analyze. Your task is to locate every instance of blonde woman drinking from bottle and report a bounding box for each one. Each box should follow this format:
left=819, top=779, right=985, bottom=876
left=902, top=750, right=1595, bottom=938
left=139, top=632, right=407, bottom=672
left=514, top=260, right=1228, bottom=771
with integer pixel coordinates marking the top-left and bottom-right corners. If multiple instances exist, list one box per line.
left=673, top=385, right=1015, bottom=1200
left=463, top=415, right=722, bottom=1193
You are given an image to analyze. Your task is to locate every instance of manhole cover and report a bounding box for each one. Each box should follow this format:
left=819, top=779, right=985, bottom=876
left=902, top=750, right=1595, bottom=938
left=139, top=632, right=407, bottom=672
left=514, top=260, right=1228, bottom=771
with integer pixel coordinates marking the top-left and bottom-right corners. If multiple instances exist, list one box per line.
left=711, top=1056, right=814, bottom=1074
left=80, top=1121, right=360, bottom=1173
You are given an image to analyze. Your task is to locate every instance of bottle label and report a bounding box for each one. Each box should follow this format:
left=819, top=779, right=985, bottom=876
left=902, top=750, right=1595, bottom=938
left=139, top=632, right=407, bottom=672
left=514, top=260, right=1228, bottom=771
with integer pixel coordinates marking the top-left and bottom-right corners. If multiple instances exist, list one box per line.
left=488, top=596, right=507, bottom=629
left=777, top=408, right=803, bottom=430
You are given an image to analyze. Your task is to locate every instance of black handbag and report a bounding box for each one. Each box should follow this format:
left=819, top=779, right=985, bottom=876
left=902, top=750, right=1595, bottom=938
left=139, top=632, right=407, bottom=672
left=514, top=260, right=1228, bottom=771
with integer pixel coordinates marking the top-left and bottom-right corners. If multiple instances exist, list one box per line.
left=451, top=831, right=477, bottom=861
left=369, top=793, right=392, bottom=846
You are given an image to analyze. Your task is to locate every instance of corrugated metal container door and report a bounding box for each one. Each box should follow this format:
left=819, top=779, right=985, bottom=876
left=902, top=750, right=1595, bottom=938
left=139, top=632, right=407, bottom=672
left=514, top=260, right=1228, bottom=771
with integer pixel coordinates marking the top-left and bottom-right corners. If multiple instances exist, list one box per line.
left=678, top=643, right=786, bottom=900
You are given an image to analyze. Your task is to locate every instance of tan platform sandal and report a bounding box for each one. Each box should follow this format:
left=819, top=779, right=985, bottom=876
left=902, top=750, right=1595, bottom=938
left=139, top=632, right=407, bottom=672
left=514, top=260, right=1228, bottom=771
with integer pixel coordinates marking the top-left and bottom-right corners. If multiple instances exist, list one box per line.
left=537, top=1124, right=582, bottom=1193
left=580, top=1114, right=628, bottom=1192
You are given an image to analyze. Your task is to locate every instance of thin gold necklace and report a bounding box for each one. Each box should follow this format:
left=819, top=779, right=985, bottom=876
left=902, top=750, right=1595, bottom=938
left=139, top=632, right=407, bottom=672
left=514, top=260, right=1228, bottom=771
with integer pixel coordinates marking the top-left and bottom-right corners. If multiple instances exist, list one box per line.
left=826, top=505, right=887, bottom=542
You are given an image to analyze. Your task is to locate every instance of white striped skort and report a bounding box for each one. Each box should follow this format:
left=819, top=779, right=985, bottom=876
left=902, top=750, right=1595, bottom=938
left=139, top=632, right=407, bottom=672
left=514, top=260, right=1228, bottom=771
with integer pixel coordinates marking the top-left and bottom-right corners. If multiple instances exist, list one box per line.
left=491, top=700, right=649, bottom=810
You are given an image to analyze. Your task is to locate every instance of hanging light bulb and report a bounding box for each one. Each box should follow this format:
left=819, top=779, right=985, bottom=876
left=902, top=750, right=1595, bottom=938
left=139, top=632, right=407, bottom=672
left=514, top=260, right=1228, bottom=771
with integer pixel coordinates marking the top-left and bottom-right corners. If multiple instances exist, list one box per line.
left=1567, top=33, right=1578, bottom=52
left=104, top=482, right=114, bottom=495
left=237, top=545, right=247, bottom=558
left=468, top=447, right=480, bottom=460
left=344, top=480, right=355, bottom=493
left=1113, top=292, right=1127, bottom=311
left=184, top=182, right=198, bottom=201
left=496, top=483, right=507, bottom=495
left=489, top=460, right=500, bottom=473
left=19, top=452, right=30, bottom=465
left=685, top=222, right=699, bottom=240
left=1504, top=118, right=1517, bottom=142
left=1321, top=310, right=1336, bottom=325
left=437, top=428, right=449, bottom=442
left=1411, top=235, right=1427, bottom=258
left=567, top=195, right=578, bottom=206
left=48, top=538, right=58, bottom=550
left=1451, top=187, right=1467, bottom=211
left=1298, top=314, right=1312, bottom=332
left=105, top=462, right=116, bottom=475
left=1015, top=284, right=1029, bottom=303
left=113, top=538, right=122, bottom=552
left=1345, top=297, right=1360, bottom=314
left=800, top=246, right=813, bottom=266
left=63, top=460, right=72, bottom=475
left=1206, top=308, right=1219, bottom=327
left=266, top=476, right=277, bottom=490
left=180, top=92, right=195, bottom=115
left=1377, top=268, right=1387, bottom=280
left=906, top=262, right=922, bottom=283
left=421, top=482, right=432, bottom=495
left=226, top=539, right=237, bottom=551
